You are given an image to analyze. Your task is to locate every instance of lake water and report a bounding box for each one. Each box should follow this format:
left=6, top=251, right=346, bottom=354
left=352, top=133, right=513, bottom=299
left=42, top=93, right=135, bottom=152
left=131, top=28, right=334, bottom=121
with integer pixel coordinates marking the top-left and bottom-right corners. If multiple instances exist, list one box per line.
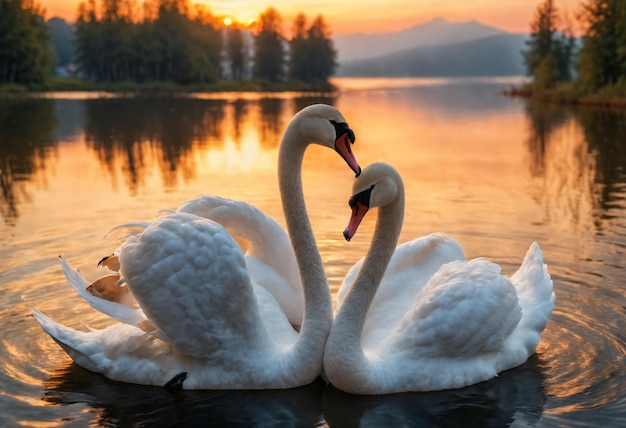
left=0, top=77, right=624, bottom=426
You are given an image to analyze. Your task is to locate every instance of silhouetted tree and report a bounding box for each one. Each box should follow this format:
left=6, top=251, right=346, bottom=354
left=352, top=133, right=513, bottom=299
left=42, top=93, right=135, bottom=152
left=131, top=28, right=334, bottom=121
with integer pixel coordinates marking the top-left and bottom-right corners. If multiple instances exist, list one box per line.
left=74, top=0, right=221, bottom=84
left=304, top=15, right=337, bottom=82
left=523, top=0, right=574, bottom=89
left=288, top=13, right=308, bottom=81
left=288, top=13, right=336, bottom=83
left=577, top=0, right=626, bottom=89
left=225, top=25, right=247, bottom=79
left=0, top=0, right=53, bottom=86
left=253, top=7, right=285, bottom=82
left=289, top=13, right=337, bottom=82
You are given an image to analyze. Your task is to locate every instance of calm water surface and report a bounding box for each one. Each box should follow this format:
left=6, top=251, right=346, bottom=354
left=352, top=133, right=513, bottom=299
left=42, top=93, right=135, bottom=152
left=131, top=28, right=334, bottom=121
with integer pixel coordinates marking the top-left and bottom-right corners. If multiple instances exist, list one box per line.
left=0, top=77, right=624, bottom=426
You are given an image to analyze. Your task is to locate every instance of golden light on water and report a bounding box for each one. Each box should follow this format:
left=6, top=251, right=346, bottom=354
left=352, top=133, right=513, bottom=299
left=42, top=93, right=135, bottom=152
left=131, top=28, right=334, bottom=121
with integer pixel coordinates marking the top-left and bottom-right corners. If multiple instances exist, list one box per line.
left=1, top=80, right=625, bottom=426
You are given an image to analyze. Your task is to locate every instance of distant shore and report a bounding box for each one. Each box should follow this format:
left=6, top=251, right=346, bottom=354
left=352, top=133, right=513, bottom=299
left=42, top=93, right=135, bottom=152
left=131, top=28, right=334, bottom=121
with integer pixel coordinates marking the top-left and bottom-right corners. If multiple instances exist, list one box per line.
left=0, top=78, right=339, bottom=95
left=504, top=82, right=626, bottom=109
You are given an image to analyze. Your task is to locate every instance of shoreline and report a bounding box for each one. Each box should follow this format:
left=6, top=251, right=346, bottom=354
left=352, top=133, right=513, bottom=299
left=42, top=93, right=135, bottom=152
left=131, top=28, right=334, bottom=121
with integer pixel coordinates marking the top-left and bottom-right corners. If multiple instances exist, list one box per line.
left=503, top=83, right=626, bottom=109
left=0, top=78, right=339, bottom=96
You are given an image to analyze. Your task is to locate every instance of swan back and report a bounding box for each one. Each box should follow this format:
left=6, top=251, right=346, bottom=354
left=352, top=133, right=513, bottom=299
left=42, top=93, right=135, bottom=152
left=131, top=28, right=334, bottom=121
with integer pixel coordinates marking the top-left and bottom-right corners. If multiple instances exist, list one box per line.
left=390, top=259, right=522, bottom=358
left=120, top=212, right=270, bottom=359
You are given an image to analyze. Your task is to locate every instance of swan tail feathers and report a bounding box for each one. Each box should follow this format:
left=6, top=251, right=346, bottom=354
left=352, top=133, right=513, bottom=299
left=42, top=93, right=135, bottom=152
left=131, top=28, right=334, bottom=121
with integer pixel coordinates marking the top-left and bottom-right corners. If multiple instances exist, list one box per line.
left=510, top=242, right=555, bottom=343
left=60, top=256, right=146, bottom=327
left=31, top=309, right=106, bottom=373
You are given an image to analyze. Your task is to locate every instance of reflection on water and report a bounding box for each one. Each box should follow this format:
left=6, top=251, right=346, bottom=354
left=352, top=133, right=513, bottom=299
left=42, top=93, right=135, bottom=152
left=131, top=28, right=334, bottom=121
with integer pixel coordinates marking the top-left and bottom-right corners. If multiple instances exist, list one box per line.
left=44, top=363, right=325, bottom=427
left=0, top=78, right=624, bottom=427
left=0, top=98, right=56, bottom=225
left=84, top=97, right=228, bottom=193
left=524, top=102, right=626, bottom=234
left=324, top=355, right=548, bottom=428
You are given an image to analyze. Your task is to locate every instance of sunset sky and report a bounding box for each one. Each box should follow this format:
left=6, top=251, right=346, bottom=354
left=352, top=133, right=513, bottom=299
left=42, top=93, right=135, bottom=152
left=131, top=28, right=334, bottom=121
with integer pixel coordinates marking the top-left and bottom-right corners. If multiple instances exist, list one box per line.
left=44, top=0, right=584, bottom=35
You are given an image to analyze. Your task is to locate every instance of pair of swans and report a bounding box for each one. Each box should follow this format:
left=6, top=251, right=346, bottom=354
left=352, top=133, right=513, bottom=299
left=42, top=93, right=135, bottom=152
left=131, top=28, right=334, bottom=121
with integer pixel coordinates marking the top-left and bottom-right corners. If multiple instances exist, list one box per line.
left=34, top=104, right=554, bottom=394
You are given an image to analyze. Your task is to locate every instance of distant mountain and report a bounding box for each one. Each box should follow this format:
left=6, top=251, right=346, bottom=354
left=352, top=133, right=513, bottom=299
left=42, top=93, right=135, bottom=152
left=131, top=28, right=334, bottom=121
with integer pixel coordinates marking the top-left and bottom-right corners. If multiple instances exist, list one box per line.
left=333, top=17, right=509, bottom=62
left=335, top=33, right=528, bottom=77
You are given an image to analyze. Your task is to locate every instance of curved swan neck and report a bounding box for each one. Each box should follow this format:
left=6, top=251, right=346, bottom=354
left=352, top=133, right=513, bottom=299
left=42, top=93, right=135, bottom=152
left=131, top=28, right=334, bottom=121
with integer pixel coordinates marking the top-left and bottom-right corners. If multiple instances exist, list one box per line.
left=278, top=121, right=333, bottom=381
left=340, top=193, right=404, bottom=334
left=324, top=181, right=404, bottom=387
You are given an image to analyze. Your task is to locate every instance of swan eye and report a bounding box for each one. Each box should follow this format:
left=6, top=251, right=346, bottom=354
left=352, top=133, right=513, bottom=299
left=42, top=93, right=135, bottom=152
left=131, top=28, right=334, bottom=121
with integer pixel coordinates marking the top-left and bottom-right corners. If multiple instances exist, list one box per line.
left=348, top=185, right=374, bottom=209
left=330, top=120, right=356, bottom=144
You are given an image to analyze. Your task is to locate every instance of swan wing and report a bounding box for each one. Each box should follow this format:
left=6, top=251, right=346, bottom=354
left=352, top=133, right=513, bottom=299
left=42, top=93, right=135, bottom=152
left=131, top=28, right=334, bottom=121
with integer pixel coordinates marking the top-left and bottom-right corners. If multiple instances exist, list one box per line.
left=177, top=196, right=297, bottom=279
left=178, top=195, right=304, bottom=326
left=118, top=212, right=271, bottom=359
left=385, top=259, right=522, bottom=359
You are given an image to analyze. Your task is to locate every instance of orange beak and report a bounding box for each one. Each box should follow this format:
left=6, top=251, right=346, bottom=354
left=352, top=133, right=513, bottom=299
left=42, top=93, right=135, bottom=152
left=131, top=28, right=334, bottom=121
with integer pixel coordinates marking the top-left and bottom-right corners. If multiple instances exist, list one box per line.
left=335, top=133, right=361, bottom=177
left=344, top=201, right=369, bottom=241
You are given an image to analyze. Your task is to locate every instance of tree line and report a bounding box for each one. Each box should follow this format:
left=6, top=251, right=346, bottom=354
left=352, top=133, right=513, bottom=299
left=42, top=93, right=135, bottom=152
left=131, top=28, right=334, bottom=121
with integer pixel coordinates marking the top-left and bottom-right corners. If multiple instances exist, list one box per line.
left=524, top=0, right=626, bottom=96
left=0, top=0, right=53, bottom=86
left=0, top=0, right=338, bottom=87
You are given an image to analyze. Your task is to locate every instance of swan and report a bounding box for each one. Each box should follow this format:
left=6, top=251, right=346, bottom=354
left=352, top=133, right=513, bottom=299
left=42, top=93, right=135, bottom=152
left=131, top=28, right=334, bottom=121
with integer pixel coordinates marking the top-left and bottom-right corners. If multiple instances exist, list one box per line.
left=323, top=163, right=555, bottom=394
left=33, top=103, right=361, bottom=390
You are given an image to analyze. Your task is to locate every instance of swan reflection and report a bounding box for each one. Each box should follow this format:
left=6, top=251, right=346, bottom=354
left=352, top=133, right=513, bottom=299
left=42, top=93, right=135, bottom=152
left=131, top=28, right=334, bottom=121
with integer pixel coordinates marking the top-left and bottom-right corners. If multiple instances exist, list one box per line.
left=44, top=363, right=325, bottom=427
left=323, top=355, right=548, bottom=428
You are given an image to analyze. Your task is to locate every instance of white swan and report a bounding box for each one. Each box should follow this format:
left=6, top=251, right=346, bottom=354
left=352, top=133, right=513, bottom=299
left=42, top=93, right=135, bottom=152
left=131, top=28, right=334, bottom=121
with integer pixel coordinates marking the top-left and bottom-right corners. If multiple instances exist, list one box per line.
left=33, top=104, right=361, bottom=390
left=324, top=163, right=555, bottom=394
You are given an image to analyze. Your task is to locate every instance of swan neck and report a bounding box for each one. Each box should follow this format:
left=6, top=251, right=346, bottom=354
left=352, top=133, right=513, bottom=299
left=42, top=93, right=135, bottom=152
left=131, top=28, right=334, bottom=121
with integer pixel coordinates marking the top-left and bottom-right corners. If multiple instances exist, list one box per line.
left=325, top=186, right=404, bottom=387
left=345, top=194, right=404, bottom=333
left=278, top=122, right=332, bottom=381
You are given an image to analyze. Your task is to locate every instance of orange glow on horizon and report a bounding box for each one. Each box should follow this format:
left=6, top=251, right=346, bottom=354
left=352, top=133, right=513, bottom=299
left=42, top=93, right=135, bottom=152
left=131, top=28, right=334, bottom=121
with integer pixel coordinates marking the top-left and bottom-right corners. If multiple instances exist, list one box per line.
left=43, top=0, right=584, bottom=35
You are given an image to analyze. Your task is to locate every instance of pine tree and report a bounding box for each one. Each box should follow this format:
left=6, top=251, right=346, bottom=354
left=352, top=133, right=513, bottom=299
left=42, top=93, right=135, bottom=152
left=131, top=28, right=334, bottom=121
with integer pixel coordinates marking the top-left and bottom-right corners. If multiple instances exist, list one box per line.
left=304, top=15, right=337, bottom=82
left=74, top=0, right=221, bottom=84
left=0, top=0, right=53, bottom=86
left=288, top=13, right=308, bottom=81
left=288, top=13, right=337, bottom=83
left=523, top=0, right=573, bottom=89
left=577, top=0, right=626, bottom=89
left=253, top=7, right=285, bottom=82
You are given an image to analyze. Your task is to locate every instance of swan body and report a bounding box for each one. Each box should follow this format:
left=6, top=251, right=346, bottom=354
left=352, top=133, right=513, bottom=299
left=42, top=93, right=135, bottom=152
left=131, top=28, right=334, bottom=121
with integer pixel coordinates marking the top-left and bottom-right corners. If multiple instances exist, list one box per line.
left=324, top=163, right=555, bottom=394
left=34, top=104, right=361, bottom=390
left=336, top=232, right=466, bottom=349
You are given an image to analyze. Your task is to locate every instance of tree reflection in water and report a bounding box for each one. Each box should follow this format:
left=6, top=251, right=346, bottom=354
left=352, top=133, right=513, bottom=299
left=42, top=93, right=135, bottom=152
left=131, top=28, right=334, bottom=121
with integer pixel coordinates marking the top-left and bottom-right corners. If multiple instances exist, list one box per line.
left=0, top=98, right=56, bottom=226
left=82, top=95, right=337, bottom=194
left=524, top=101, right=626, bottom=233
left=83, top=97, right=228, bottom=194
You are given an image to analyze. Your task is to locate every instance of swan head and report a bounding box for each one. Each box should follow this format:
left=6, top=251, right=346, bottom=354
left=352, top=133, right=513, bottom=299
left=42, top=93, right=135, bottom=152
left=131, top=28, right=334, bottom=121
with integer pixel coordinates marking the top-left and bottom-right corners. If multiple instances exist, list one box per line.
left=293, top=104, right=361, bottom=176
left=344, top=163, right=402, bottom=241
